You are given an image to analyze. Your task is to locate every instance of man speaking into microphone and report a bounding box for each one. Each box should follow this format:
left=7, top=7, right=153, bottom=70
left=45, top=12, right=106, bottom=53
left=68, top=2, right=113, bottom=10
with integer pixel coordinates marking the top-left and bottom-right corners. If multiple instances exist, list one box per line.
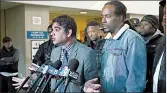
left=50, top=15, right=98, bottom=92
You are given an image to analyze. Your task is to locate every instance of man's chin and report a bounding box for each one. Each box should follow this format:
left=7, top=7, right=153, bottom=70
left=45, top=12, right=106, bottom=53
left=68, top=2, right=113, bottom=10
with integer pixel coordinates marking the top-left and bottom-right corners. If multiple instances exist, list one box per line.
left=55, top=42, right=64, bottom=46
left=103, top=29, right=110, bottom=33
left=90, top=39, right=95, bottom=41
left=53, top=42, right=58, bottom=45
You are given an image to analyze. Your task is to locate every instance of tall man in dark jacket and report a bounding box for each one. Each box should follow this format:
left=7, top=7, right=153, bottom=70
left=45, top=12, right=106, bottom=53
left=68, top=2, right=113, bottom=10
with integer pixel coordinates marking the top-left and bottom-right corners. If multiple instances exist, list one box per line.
left=0, top=36, right=20, bottom=93
left=138, top=15, right=164, bottom=92
left=152, top=0, right=166, bottom=92
left=32, top=24, right=57, bottom=66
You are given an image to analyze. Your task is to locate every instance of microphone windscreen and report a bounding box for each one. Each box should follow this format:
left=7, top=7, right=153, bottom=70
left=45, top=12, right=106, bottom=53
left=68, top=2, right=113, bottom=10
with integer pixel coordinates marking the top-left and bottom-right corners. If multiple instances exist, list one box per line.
left=68, top=59, right=79, bottom=72
left=51, top=60, right=62, bottom=69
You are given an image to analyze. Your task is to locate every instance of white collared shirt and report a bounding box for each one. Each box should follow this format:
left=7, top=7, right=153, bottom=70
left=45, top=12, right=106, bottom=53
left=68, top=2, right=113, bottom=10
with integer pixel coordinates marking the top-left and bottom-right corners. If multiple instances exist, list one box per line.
left=153, top=52, right=164, bottom=92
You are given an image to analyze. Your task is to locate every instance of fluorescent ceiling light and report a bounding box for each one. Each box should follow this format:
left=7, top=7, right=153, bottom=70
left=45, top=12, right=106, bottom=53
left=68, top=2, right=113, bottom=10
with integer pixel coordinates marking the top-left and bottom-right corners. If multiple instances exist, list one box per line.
left=80, top=11, right=87, bottom=14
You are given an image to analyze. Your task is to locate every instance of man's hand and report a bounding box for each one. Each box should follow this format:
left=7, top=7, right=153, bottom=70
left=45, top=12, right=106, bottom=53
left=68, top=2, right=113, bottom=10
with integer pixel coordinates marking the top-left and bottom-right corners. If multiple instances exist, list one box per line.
left=12, top=74, right=29, bottom=89
left=83, top=78, right=101, bottom=93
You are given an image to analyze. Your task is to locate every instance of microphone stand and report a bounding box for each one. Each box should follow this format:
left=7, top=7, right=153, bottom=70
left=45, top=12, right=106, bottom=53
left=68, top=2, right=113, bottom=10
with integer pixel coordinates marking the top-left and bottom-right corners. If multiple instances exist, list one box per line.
left=26, top=73, right=42, bottom=93
left=62, top=78, right=70, bottom=93
left=17, top=62, right=42, bottom=93
left=51, top=77, right=66, bottom=93
left=16, top=71, right=35, bottom=93
left=40, top=75, right=52, bottom=93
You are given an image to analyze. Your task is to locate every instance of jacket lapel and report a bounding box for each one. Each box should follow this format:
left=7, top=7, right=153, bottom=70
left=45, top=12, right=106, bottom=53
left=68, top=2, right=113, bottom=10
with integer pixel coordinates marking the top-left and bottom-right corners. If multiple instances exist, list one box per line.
left=53, top=47, right=62, bottom=62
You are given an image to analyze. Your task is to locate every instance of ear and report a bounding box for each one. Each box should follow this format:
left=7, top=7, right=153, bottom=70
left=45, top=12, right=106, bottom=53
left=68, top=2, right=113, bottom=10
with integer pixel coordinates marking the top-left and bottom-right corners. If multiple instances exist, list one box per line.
left=67, top=29, right=72, bottom=37
left=118, top=15, right=124, bottom=22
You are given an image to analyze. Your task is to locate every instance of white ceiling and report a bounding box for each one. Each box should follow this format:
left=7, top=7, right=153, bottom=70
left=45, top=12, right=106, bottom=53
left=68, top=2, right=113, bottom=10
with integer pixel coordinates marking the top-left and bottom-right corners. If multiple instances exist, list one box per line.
left=0, top=1, right=22, bottom=11
left=9, top=1, right=100, bottom=10
left=1, top=1, right=101, bottom=16
left=9, top=1, right=160, bottom=15
left=49, top=6, right=101, bottom=16
left=3, top=1, right=160, bottom=15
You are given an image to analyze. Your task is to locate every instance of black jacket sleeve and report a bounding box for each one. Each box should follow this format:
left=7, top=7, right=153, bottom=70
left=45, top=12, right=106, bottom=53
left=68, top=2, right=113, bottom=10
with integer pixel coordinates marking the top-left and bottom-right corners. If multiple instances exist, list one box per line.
left=32, top=44, right=44, bottom=65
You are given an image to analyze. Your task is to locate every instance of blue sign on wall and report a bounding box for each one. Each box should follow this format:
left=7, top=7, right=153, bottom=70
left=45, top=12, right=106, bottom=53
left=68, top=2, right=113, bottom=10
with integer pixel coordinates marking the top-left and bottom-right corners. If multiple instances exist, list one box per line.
left=27, top=31, right=48, bottom=39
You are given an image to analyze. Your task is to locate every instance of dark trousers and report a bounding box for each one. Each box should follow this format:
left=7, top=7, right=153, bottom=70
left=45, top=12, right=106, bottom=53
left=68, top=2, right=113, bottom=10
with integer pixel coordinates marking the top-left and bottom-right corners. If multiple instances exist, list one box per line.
left=0, top=74, right=18, bottom=93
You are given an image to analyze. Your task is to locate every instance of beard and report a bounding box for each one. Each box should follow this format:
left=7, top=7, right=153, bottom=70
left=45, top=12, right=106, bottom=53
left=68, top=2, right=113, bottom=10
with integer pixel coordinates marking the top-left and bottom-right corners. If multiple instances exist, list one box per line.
left=139, top=30, right=155, bottom=37
left=102, top=24, right=110, bottom=33
left=102, top=23, right=119, bottom=34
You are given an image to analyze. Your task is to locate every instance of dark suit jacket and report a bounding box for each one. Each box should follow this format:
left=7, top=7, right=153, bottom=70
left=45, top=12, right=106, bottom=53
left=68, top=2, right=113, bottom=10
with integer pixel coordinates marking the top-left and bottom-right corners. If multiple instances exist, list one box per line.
left=152, top=36, right=166, bottom=93
left=50, top=39, right=98, bottom=92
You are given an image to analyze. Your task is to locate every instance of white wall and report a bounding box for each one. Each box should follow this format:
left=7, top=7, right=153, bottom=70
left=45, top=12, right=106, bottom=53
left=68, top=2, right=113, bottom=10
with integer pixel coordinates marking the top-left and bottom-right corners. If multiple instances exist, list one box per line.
left=130, top=14, right=159, bottom=21
left=3, top=4, right=50, bottom=76
left=24, top=4, right=49, bottom=76
left=5, top=5, right=26, bottom=76
left=0, top=11, right=5, bottom=47
left=130, top=14, right=145, bottom=21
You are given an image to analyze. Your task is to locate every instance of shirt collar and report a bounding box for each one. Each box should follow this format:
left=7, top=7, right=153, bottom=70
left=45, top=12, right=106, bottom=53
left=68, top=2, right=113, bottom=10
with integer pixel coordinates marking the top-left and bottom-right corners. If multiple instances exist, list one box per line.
left=62, top=43, right=73, bottom=52
left=61, top=38, right=76, bottom=52
left=112, top=24, right=129, bottom=40
left=105, top=32, right=112, bottom=39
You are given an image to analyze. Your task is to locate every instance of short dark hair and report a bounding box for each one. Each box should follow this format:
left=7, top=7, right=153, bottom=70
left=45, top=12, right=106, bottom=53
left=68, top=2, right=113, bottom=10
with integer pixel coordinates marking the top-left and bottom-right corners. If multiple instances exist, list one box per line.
left=105, top=1, right=127, bottom=21
left=47, top=24, right=52, bottom=31
left=52, top=15, right=77, bottom=37
left=86, top=21, right=100, bottom=32
left=87, top=21, right=100, bottom=27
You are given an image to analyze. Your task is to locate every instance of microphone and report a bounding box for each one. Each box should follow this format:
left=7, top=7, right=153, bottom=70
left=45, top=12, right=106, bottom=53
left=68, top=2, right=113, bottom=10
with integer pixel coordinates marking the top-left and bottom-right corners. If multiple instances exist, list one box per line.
left=58, top=65, right=79, bottom=80
left=28, top=63, right=40, bottom=71
left=26, top=61, right=52, bottom=93
left=34, top=60, right=62, bottom=93
left=34, top=71, right=46, bottom=93
left=29, top=62, right=62, bottom=77
left=62, top=59, right=79, bottom=93
left=40, top=60, right=62, bottom=93
left=16, top=61, right=50, bottom=93
left=51, top=59, right=79, bottom=93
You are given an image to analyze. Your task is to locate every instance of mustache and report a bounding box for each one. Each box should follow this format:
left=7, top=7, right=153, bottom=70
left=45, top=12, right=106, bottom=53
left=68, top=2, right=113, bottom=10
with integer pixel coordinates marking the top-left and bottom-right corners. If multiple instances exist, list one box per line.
left=99, top=27, right=104, bottom=31
left=100, top=25, right=110, bottom=33
left=99, top=24, right=107, bottom=31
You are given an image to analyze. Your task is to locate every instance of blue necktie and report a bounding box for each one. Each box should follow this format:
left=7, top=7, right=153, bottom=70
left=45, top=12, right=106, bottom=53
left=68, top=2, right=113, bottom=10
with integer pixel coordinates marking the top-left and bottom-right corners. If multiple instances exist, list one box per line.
left=62, top=49, right=68, bottom=67
left=57, top=49, right=68, bottom=92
